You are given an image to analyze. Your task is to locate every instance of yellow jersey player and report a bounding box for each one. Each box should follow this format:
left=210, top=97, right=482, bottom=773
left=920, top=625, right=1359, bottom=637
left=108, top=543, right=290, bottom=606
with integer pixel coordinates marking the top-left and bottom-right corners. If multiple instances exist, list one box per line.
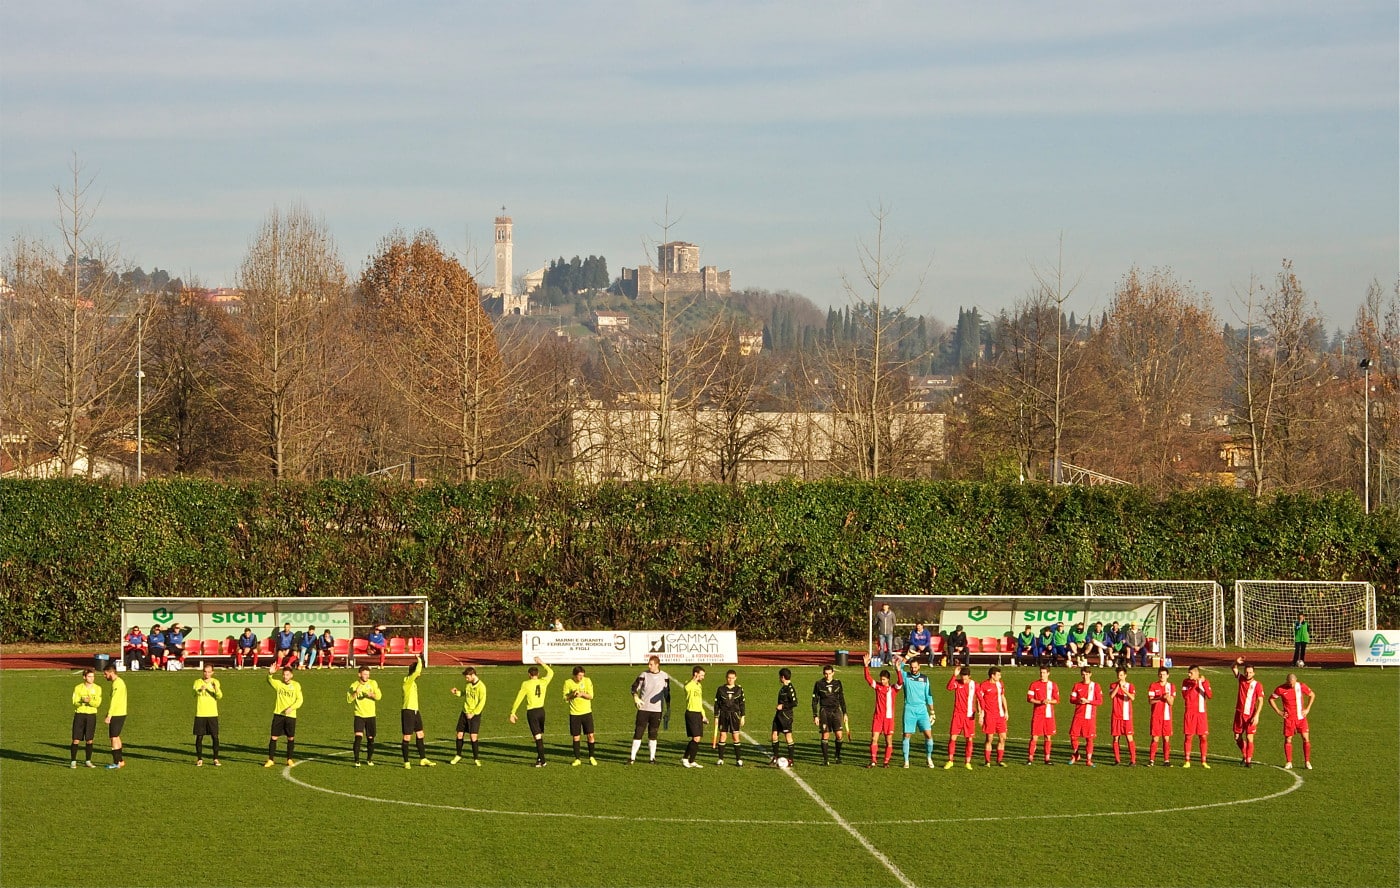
left=265, top=662, right=304, bottom=767
left=70, top=668, right=102, bottom=768
left=509, top=657, right=554, bottom=767
left=562, top=666, right=597, bottom=766
left=682, top=667, right=708, bottom=768
left=193, top=662, right=223, bottom=766
left=401, top=655, right=436, bottom=768
left=101, top=661, right=128, bottom=769
left=451, top=666, right=487, bottom=765
left=347, top=665, right=382, bottom=766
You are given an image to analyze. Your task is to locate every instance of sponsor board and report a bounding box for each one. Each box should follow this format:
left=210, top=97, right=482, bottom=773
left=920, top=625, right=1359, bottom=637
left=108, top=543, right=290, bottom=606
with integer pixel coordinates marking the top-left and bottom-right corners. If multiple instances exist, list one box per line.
left=1353, top=630, right=1400, bottom=666
left=939, top=603, right=1159, bottom=639
left=121, top=601, right=352, bottom=643
left=521, top=631, right=632, bottom=664
left=519, top=630, right=738, bottom=664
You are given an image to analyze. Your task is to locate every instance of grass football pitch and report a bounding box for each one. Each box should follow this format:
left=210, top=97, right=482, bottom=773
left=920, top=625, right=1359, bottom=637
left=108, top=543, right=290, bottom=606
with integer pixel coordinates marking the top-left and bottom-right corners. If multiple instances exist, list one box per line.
left=1, top=662, right=1396, bottom=888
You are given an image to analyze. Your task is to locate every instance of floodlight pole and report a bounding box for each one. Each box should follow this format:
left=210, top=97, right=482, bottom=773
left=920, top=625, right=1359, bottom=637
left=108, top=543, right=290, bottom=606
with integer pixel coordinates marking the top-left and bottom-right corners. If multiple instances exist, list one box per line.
left=1361, top=358, right=1371, bottom=514
left=136, top=306, right=145, bottom=481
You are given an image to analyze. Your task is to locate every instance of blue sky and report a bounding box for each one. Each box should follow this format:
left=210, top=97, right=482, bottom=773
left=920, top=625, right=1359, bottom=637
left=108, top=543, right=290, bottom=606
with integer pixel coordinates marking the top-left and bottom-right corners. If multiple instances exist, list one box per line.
left=1, top=1, right=1395, bottom=327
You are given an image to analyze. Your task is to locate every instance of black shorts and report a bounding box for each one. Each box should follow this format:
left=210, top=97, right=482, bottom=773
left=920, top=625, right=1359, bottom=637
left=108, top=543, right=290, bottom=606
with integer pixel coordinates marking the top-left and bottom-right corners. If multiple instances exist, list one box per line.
left=526, top=708, right=546, bottom=737
left=354, top=716, right=378, bottom=736
left=717, top=711, right=743, bottom=733
left=108, top=716, right=126, bottom=739
left=72, top=713, right=96, bottom=742
left=193, top=716, right=219, bottom=737
left=771, top=711, right=794, bottom=735
left=685, top=710, right=704, bottom=738
left=569, top=713, right=595, bottom=737
left=456, top=712, right=481, bottom=735
left=634, top=709, right=663, bottom=740
left=818, top=709, right=844, bottom=732
left=401, top=710, right=423, bottom=735
left=270, top=714, right=297, bottom=737
left=169, top=644, right=186, bottom=659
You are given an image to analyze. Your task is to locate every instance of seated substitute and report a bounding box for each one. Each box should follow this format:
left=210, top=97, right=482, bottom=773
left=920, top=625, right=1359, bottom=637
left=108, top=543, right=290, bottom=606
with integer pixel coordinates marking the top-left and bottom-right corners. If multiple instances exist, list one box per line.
left=905, top=622, right=933, bottom=665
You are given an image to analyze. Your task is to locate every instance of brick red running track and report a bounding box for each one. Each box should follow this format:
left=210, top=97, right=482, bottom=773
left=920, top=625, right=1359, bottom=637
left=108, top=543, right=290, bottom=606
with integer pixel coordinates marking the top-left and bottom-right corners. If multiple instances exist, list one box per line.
left=0, top=648, right=1355, bottom=670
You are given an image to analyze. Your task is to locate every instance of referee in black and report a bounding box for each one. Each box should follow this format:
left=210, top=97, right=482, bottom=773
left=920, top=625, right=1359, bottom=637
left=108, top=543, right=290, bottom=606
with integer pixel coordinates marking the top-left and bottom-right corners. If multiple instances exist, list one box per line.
left=812, top=663, right=848, bottom=765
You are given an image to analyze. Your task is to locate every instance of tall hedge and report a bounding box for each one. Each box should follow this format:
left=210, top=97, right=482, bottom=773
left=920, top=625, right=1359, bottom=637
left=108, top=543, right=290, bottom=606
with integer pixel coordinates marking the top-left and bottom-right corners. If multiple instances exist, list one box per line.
left=0, top=479, right=1395, bottom=643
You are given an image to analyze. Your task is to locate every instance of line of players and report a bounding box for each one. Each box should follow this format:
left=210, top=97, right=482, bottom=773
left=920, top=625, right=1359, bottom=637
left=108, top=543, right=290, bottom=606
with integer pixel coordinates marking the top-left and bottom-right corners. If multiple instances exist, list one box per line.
left=66, top=652, right=1316, bottom=771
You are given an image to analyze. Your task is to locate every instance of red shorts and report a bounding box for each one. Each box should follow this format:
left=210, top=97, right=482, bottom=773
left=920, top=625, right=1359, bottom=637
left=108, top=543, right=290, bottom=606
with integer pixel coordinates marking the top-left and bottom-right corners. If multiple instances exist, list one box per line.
left=871, top=715, right=894, bottom=735
left=1069, top=719, right=1096, bottom=740
left=950, top=715, right=976, bottom=738
left=1150, top=717, right=1173, bottom=737
left=1111, top=716, right=1134, bottom=736
left=1031, top=713, right=1057, bottom=736
left=1183, top=714, right=1209, bottom=736
left=1233, top=714, right=1259, bottom=735
left=1283, top=718, right=1309, bottom=738
left=981, top=715, right=1007, bottom=736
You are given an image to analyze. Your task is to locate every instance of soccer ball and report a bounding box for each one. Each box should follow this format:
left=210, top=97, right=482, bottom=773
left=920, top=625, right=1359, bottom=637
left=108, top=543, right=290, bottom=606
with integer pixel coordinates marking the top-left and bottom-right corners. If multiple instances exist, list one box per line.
left=776, top=756, right=790, bottom=769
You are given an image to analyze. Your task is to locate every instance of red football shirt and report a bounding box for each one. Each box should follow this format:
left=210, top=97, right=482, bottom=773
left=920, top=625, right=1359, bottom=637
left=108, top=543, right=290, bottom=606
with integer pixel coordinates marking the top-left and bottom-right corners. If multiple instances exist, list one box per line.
left=1070, top=680, right=1102, bottom=725
left=1270, top=682, right=1312, bottom=721
left=1235, top=676, right=1265, bottom=719
left=947, top=677, right=977, bottom=720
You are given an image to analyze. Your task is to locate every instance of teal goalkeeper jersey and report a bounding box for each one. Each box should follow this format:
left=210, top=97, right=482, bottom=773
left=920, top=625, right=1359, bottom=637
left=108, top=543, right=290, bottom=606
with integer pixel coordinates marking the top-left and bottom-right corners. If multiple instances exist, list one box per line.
left=899, top=665, right=934, bottom=713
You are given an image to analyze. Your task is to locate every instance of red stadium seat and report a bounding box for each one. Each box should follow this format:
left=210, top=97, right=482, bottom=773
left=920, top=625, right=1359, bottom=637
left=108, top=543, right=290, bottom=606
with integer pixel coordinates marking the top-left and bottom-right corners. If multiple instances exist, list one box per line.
left=965, top=638, right=982, bottom=653
left=409, top=637, right=424, bottom=653
left=997, top=637, right=1014, bottom=653
left=203, top=639, right=222, bottom=655
left=258, top=638, right=276, bottom=655
left=330, top=638, right=350, bottom=667
left=981, top=637, right=999, bottom=652
left=388, top=637, right=407, bottom=654
left=929, top=636, right=944, bottom=654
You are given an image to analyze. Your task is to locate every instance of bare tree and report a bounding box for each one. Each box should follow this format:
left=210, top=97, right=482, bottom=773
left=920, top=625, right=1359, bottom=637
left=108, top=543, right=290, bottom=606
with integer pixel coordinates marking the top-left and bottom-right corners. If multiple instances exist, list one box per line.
left=224, top=204, right=350, bottom=480
left=0, top=160, right=140, bottom=476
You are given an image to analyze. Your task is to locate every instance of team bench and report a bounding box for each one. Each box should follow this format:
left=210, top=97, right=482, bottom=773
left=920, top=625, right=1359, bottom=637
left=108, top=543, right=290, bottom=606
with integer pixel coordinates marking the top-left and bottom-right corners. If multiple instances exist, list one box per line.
left=174, top=636, right=423, bottom=668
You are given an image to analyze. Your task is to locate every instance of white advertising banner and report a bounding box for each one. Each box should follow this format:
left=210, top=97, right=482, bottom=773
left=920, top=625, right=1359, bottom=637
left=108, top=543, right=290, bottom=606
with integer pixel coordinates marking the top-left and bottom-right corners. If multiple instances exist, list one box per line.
left=518, top=630, right=739, bottom=664
left=520, top=631, right=632, bottom=664
left=938, top=602, right=1161, bottom=639
left=1352, top=630, right=1400, bottom=666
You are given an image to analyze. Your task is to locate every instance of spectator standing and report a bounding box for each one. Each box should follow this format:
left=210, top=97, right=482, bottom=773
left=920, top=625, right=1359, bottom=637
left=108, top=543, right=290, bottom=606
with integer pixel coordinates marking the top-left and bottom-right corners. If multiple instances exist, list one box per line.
left=874, top=603, right=897, bottom=662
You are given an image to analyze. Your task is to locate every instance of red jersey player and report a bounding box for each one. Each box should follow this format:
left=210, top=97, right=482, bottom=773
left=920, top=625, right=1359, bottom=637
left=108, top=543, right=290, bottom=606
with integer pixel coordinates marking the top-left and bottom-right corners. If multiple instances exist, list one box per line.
left=1269, top=673, right=1315, bottom=770
left=977, top=666, right=1009, bottom=767
left=1231, top=657, right=1266, bottom=767
left=862, top=653, right=902, bottom=768
left=1026, top=665, right=1059, bottom=765
left=1147, top=666, right=1176, bottom=766
left=945, top=667, right=977, bottom=769
left=1068, top=666, right=1102, bottom=766
left=1108, top=667, right=1137, bottom=766
left=1180, top=665, right=1213, bottom=769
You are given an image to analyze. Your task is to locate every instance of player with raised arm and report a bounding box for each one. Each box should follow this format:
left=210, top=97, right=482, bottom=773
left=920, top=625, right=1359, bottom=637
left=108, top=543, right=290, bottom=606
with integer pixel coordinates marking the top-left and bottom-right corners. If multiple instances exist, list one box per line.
left=713, top=670, right=746, bottom=766
left=1269, top=673, right=1315, bottom=770
left=509, top=656, right=554, bottom=767
left=770, top=668, right=798, bottom=766
left=563, top=666, right=598, bottom=766
left=193, top=663, right=222, bottom=767
left=862, top=653, right=902, bottom=768
left=630, top=655, right=672, bottom=765
left=69, top=668, right=101, bottom=768
left=450, top=666, right=486, bottom=765
left=401, top=655, right=436, bottom=768
left=1231, top=657, right=1265, bottom=767
left=682, top=667, right=708, bottom=768
left=811, top=664, right=847, bottom=765
left=1109, top=667, right=1137, bottom=766
left=1068, top=666, right=1102, bottom=766
left=898, top=654, right=937, bottom=768
left=976, top=666, right=1009, bottom=767
left=1026, top=665, right=1059, bottom=765
left=347, top=665, right=382, bottom=767
left=1147, top=666, right=1175, bottom=766
left=1180, top=664, right=1213, bottom=769
left=945, top=666, right=977, bottom=769
left=265, top=662, right=304, bottom=767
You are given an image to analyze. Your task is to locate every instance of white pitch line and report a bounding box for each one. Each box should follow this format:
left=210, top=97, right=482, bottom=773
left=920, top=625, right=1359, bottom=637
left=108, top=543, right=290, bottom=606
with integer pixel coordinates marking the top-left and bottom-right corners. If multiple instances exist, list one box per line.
left=717, top=701, right=918, bottom=888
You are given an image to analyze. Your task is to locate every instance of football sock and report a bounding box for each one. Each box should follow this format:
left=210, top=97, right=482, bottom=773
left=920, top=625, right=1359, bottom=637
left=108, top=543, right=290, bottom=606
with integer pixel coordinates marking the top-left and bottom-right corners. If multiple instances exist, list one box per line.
left=834, top=739, right=842, bottom=759
left=211, top=736, right=220, bottom=759
left=985, top=745, right=992, bottom=764
left=1071, top=739, right=1080, bottom=758
left=402, top=740, right=411, bottom=762
left=648, top=740, right=657, bottom=760
left=366, top=737, right=375, bottom=761
left=925, top=737, right=934, bottom=759
left=354, top=736, right=362, bottom=764
left=997, top=746, right=1005, bottom=763
left=1043, top=740, right=1052, bottom=762
left=870, top=740, right=879, bottom=762
left=820, top=739, right=829, bottom=763
left=729, top=740, right=739, bottom=761
left=196, top=736, right=204, bottom=758
left=70, top=745, right=78, bottom=762
left=1085, top=740, right=1093, bottom=761
left=573, top=739, right=582, bottom=757
left=1184, top=737, right=1193, bottom=759
left=965, top=742, right=973, bottom=763
left=1199, top=738, right=1207, bottom=762
left=884, top=740, right=894, bottom=764
left=588, top=740, right=596, bottom=757
left=85, top=742, right=93, bottom=762
left=535, top=738, right=545, bottom=761
left=786, top=742, right=795, bottom=761
left=1128, top=739, right=1137, bottom=764
left=286, top=740, right=295, bottom=759
left=902, top=737, right=910, bottom=762
left=1245, top=739, right=1254, bottom=761
left=632, top=739, right=643, bottom=760
left=114, top=748, right=123, bottom=764
left=1284, top=740, right=1293, bottom=764
left=685, top=739, right=698, bottom=762
left=456, top=736, right=465, bottom=756
left=1113, top=738, right=1121, bottom=764
left=268, top=740, right=278, bottom=760
left=416, top=736, right=426, bottom=758
left=1027, top=738, right=1037, bottom=762
left=469, top=738, right=479, bottom=759
left=1302, top=740, right=1311, bottom=763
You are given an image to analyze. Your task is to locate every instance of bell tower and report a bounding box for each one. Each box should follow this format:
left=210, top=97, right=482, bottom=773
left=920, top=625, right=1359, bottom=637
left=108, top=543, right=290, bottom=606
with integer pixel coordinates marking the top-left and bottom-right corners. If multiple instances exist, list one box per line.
left=494, top=209, right=527, bottom=315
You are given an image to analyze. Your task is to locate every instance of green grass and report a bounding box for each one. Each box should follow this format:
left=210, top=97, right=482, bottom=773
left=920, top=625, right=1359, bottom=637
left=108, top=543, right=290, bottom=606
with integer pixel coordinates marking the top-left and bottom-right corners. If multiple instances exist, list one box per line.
left=2, top=663, right=1396, bottom=888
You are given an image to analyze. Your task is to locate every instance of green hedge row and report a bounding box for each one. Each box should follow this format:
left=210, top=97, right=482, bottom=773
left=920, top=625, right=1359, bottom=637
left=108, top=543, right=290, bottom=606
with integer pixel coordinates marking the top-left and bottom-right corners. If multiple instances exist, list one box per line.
left=0, top=479, right=1395, bottom=643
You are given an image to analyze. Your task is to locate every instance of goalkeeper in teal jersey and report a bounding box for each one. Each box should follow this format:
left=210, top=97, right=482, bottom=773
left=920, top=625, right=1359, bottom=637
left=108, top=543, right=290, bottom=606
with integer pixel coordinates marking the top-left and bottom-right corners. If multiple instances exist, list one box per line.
left=897, top=654, right=938, bottom=768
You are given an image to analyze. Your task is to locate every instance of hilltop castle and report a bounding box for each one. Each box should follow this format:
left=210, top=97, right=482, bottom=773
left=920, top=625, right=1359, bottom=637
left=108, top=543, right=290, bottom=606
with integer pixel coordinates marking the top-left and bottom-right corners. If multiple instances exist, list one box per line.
left=620, top=242, right=730, bottom=299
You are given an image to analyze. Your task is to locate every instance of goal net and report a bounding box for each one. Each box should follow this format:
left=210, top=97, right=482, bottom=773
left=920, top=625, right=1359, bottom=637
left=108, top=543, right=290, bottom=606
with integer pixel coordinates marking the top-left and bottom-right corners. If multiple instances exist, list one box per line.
left=1234, top=581, right=1376, bottom=649
left=1085, top=580, right=1225, bottom=649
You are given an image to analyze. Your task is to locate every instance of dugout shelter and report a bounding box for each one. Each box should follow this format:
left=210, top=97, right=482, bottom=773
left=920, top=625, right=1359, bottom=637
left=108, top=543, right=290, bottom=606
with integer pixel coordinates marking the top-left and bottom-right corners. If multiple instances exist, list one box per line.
left=118, top=596, right=429, bottom=666
left=868, top=594, right=1170, bottom=665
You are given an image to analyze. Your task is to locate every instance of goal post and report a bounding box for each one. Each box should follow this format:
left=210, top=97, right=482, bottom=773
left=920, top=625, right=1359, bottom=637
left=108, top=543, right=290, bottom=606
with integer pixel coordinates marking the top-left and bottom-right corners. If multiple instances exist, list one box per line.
left=1234, top=581, right=1376, bottom=649
left=117, top=596, right=430, bottom=665
left=1085, top=580, right=1225, bottom=649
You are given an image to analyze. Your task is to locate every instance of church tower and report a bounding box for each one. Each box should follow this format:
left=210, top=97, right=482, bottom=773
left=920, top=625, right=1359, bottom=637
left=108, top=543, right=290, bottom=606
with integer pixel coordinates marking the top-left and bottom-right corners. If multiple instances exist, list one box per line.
left=495, top=210, right=528, bottom=315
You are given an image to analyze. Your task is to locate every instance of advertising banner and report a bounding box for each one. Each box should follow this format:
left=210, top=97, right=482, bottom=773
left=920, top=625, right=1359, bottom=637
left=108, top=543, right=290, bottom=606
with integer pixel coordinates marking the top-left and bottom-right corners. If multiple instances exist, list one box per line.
left=520, top=631, right=632, bottom=664
left=937, top=602, right=1160, bottom=640
left=1352, top=630, right=1400, bottom=666
left=518, top=630, right=739, bottom=664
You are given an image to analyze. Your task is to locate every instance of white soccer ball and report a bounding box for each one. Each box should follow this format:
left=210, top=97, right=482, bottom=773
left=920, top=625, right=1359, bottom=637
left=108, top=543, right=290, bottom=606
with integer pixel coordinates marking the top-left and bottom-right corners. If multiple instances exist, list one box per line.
left=776, top=756, right=790, bottom=769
